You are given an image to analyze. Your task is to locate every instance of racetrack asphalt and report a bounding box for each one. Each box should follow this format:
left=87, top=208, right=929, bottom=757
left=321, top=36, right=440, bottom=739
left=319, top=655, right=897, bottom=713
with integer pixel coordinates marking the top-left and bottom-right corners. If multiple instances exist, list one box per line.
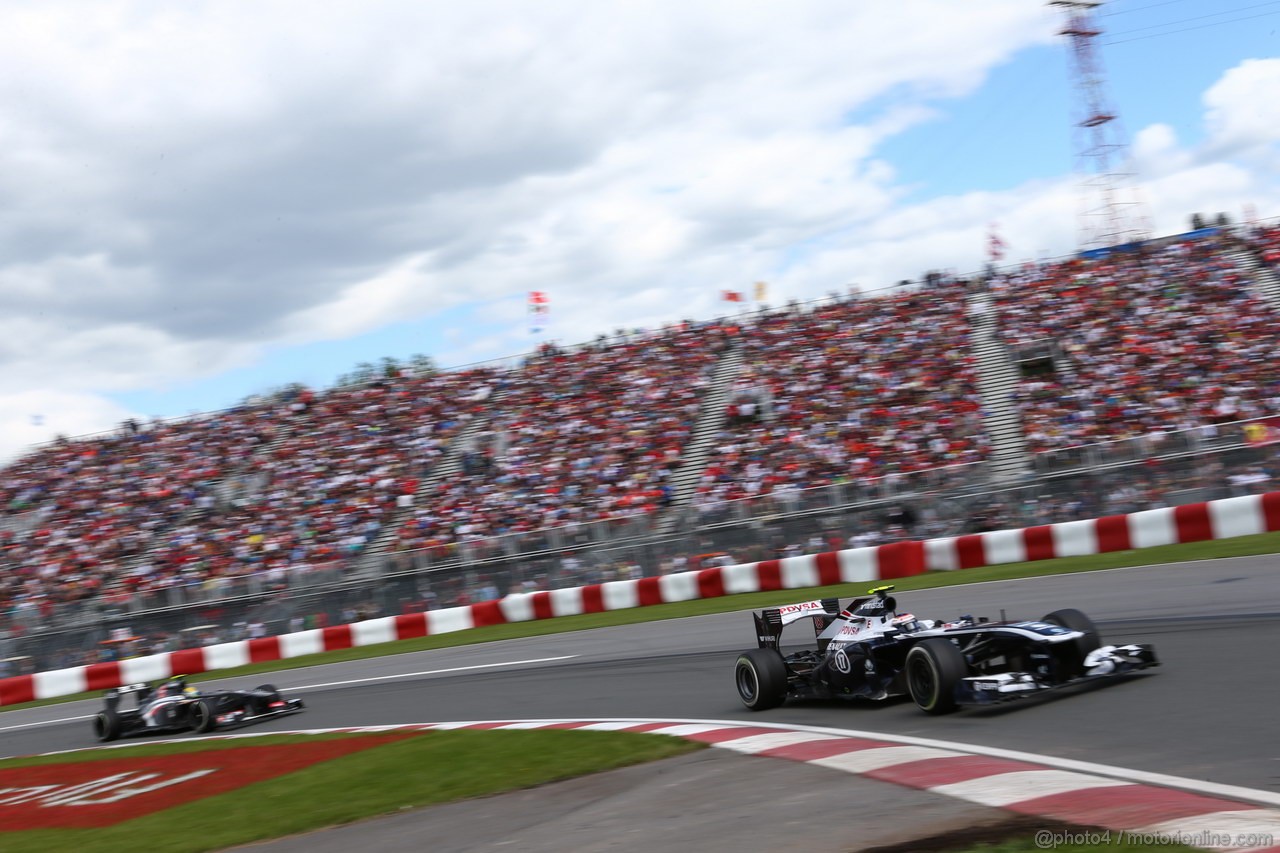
left=2, top=554, right=1277, bottom=793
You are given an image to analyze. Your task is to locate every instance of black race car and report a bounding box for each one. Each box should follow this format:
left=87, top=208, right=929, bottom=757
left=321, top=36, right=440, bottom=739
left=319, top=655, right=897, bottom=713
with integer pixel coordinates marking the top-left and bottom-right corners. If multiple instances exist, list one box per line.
left=92, top=677, right=305, bottom=742
left=734, top=585, right=1158, bottom=715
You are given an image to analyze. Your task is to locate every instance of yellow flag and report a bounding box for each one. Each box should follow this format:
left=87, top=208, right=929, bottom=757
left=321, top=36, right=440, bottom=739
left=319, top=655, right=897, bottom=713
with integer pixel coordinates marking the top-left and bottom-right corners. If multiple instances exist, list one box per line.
left=754, top=281, right=767, bottom=301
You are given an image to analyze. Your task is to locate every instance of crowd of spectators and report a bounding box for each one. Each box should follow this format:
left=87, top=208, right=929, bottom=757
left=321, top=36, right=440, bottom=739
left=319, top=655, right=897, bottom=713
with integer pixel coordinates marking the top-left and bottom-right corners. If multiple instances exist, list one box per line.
left=6, top=226, right=1280, bottom=637
left=994, top=233, right=1280, bottom=453
left=1, top=366, right=497, bottom=629
left=691, top=279, right=989, bottom=511
left=390, top=322, right=729, bottom=555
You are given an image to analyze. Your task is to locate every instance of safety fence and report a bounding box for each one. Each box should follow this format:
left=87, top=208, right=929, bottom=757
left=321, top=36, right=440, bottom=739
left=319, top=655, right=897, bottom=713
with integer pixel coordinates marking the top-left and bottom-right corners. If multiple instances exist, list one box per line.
left=2, top=489, right=1277, bottom=706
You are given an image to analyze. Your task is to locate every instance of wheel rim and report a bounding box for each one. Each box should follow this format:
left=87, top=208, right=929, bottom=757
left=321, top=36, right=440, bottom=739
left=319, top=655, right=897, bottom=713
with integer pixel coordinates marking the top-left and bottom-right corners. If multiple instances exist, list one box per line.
left=908, top=656, right=936, bottom=705
left=193, top=705, right=207, bottom=729
left=736, top=662, right=759, bottom=702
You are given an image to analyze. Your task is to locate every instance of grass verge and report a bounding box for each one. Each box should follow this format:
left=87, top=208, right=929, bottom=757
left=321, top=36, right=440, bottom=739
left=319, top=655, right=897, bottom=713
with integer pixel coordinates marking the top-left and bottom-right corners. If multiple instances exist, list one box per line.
left=7, top=530, right=1280, bottom=713
left=0, top=729, right=703, bottom=853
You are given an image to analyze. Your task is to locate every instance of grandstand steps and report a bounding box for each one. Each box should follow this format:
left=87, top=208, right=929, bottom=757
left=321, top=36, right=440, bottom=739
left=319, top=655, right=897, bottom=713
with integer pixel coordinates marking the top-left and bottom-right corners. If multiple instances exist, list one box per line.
left=967, top=290, right=1031, bottom=482
left=653, top=342, right=746, bottom=536
left=350, top=400, right=499, bottom=582
left=1231, top=243, right=1280, bottom=306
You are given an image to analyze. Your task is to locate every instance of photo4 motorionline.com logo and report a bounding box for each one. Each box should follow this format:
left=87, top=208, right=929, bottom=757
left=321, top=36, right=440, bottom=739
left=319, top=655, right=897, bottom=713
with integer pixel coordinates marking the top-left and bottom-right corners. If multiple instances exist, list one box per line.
left=1034, top=828, right=1276, bottom=849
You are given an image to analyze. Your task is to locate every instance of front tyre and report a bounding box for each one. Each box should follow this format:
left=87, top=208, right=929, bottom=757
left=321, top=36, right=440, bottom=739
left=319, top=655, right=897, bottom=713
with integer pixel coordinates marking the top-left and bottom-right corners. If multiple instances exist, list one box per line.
left=906, top=639, right=966, bottom=715
left=94, top=708, right=123, bottom=742
left=191, top=698, right=218, bottom=734
left=735, top=648, right=788, bottom=711
left=1042, top=608, right=1101, bottom=677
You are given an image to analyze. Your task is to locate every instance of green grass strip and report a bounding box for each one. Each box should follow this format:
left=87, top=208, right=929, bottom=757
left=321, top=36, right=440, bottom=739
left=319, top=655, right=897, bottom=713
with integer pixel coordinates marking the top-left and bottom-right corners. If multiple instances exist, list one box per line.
left=8, top=530, right=1280, bottom=713
left=0, top=729, right=703, bottom=853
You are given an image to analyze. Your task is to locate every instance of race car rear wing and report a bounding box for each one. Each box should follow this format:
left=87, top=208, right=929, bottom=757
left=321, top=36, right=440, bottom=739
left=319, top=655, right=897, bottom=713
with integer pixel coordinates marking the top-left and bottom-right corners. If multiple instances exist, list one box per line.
left=753, top=598, right=841, bottom=650
left=103, top=682, right=152, bottom=711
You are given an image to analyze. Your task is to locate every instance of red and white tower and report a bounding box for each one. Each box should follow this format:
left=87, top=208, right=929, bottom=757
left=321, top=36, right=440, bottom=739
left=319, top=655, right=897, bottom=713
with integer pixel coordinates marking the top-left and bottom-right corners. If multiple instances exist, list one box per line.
left=1051, top=0, right=1149, bottom=250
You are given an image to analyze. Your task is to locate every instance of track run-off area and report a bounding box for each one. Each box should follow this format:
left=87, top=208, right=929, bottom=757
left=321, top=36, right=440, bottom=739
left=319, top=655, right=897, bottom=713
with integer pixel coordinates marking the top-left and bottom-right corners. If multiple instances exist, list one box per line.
left=2, top=555, right=1277, bottom=800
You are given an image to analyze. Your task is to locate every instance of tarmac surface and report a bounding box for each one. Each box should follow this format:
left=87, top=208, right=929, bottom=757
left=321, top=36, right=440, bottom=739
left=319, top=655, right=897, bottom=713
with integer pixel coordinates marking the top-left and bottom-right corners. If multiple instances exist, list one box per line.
left=2, top=555, right=1278, bottom=851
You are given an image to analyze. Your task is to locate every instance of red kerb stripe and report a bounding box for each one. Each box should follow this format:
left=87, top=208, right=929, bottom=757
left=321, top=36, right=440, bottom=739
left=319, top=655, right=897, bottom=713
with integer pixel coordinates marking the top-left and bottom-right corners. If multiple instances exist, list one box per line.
left=322, top=625, right=353, bottom=652
left=1172, top=502, right=1213, bottom=543
left=530, top=592, right=554, bottom=620
left=393, top=612, right=429, bottom=640
left=469, top=601, right=507, bottom=628
left=1263, top=491, right=1280, bottom=531
left=248, top=637, right=282, bottom=664
left=755, top=560, right=783, bottom=591
left=954, top=535, right=987, bottom=570
left=636, top=577, right=664, bottom=607
left=1095, top=515, right=1132, bottom=552
left=1004, top=785, right=1257, bottom=830
left=168, top=648, right=207, bottom=677
left=0, top=675, right=35, bottom=706
left=581, top=584, right=606, bottom=614
left=696, top=567, right=725, bottom=600
left=84, top=662, right=123, bottom=692
left=1022, top=526, right=1056, bottom=562
left=815, top=551, right=842, bottom=586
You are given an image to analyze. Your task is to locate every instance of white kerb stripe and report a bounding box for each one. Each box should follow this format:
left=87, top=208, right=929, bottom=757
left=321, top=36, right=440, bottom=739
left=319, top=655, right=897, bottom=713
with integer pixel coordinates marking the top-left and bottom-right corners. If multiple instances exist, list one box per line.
left=498, top=592, right=535, bottom=624
left=427, top=606, right=474, bottom=635
left=1051, top=518, right=1098, bottom=558
left=658, top=571, right=700, bottom=603
left=574, top=721, right=654, bottom=732
left=1128, top=506, right=1177, bottom=549
left=982, top=528, right=1026, bottom=566
left=837, top=547, right=878, bottom=583
left=493, top=722, right=561, bottom=729
left=280, top=629, right=323, bottom=659
left=1139, top=808, right=1280, bottom=851
left=924, top=537, right=959, bottom=572
left=720, top=561, right=762, bottom=595
left=204, top=641, right=250, bottom=671
left=352, top=616, right=397, bottom=647
left=121, top=652, right=174, bottom=684
left=714, top=731, right=843, bottom=754
left=1210, top=494, right=1265, bottom=540
left=931, top=769, right=1132, bottom=807
left=813, top=745, right=958, bottom=774
left=779, top=555, right=818, bottom=589
left=643, top=724, right=732, bottom=738
left=549, top=586, right=584, bottom=618
left=35, top=667, right=87, bottom=700
left=600, top=579, right=640, bottom=611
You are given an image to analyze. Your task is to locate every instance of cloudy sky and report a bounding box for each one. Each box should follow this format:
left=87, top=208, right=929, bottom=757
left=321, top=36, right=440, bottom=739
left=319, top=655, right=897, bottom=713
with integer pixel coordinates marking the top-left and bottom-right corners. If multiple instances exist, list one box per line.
left=1, top=0, right=1278, bottom=462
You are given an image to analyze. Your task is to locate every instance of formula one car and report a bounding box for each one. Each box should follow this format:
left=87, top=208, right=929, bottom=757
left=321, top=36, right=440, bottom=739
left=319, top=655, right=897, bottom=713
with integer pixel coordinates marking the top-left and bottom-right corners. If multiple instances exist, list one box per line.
left=92, top=677, right=305, bottom=742
left=734, top=586, right=1158, bottom=715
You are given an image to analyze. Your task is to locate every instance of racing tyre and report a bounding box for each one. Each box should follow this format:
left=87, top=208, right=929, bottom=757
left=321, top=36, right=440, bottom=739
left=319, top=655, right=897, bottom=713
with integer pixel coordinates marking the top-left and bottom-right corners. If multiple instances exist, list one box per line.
left=94, top=708, right=123, bottom=742
left=1042, top=608, right=1101, bottom=677
left=255, top=684, right=280, bottom=696
left=735, top=648, right=788, bottom=711
left=906, top=639, right=966, bottom=715
left=191, top=698, right=218, bottom=734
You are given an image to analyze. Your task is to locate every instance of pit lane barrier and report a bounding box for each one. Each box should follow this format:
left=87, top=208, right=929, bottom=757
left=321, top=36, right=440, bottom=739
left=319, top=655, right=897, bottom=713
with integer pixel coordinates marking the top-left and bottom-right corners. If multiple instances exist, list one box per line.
left=3, top=491, right=1278, bottom=706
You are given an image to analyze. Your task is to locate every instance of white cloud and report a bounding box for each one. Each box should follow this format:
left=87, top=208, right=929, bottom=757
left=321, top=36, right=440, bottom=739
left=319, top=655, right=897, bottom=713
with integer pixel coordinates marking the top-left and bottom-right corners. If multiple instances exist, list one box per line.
left=0, top=2, right=1278, bottom=465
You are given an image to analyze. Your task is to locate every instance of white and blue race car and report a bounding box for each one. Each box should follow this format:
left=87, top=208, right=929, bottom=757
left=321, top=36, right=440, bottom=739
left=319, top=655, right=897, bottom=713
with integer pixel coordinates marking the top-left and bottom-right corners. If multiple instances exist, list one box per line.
left=734, top=586, right=1158, bottom=714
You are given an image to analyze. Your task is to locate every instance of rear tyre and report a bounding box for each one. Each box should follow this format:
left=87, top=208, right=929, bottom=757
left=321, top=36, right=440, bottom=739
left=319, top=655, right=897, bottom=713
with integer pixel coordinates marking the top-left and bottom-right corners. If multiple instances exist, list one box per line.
left=734, top=648, right=788, bottom=711
left=255, top=684, right=279, bottom=696
left=94, top=708, right=122, bottom=742
left=1042, top=608, right=1101, bottom=676
left=191, top=698, right=218, bottom=733
left=906, top=639, right=966, bottom=715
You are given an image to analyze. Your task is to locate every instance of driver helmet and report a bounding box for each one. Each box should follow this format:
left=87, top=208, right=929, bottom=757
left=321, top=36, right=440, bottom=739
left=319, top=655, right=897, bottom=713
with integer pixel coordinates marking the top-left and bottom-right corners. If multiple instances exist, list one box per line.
left=890, top=613, right=920, bottom=633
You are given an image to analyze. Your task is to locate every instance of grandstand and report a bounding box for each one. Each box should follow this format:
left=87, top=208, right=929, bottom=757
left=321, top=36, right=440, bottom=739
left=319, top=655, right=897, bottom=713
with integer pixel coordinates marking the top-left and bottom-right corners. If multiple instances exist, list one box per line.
left=2, top=221, right=1279, bottom=672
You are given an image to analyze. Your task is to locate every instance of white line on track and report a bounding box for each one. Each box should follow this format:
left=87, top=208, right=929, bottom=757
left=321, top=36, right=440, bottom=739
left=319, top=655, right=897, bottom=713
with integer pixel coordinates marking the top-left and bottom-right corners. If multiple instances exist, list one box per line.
left=0, top=656, right=579, bottom=735
left=0, top=714, right=91, bottom=733
left=288, top=655, right=579, bottom=692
